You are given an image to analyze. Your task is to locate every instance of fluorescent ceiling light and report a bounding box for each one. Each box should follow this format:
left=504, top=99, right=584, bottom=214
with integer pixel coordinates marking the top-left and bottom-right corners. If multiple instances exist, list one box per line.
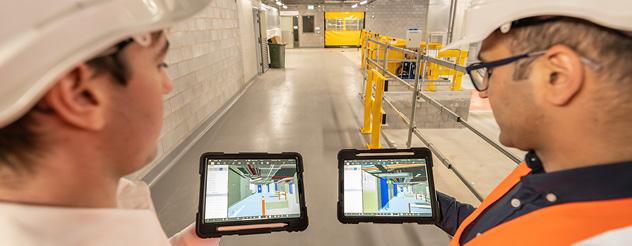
left=351, top=3, right=358, bottom=8
left=276, top=1, right=282, bottom=6
left=359, top=0, right=368, bottom=5
left=282, top=5, right=288, bottom=9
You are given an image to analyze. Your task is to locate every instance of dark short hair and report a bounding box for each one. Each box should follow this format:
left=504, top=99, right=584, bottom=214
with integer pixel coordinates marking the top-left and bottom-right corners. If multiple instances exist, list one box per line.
left=0, top=31, right=164, bottom=170
left=506, top=17, right=632, bottom=87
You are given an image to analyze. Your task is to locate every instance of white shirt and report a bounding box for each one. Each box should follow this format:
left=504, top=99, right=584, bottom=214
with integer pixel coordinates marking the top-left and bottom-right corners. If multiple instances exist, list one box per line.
left=0, top=179, right=219, bottom=246
left=575, top=225, right=632, bottom=246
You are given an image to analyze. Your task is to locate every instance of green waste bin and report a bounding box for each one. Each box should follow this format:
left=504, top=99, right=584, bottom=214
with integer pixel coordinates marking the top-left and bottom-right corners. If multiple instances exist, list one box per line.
left=269, top=43, right=286, bottom=68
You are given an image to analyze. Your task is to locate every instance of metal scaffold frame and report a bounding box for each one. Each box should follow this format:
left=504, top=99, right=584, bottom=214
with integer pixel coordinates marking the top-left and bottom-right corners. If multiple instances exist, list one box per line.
left=361, top=36, right=522, bottom=202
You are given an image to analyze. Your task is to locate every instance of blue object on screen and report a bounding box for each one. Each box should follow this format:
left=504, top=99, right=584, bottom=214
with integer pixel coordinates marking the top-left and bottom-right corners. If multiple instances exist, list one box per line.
left=289, top=182, right=294, bottom=194
left=393, top=183, right=398, bottom=197
left=380, top=178, right=389, bottom=209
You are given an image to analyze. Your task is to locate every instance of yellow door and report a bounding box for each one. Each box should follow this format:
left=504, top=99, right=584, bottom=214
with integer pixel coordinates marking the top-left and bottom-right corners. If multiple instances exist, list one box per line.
left=325, top=12, right=365, bottom=47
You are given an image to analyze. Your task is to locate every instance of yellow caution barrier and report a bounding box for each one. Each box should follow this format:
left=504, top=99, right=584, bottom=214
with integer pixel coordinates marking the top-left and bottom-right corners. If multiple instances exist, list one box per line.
left=360, top=69, right=388, bottom=149
left=360, top=30, right=468, bottom=91
left=426, top=49, right=468, bottom=91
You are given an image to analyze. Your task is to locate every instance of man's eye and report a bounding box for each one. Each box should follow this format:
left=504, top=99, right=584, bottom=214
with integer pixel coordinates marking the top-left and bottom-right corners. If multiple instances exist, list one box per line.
left=158, top=62, right=169, bottom=69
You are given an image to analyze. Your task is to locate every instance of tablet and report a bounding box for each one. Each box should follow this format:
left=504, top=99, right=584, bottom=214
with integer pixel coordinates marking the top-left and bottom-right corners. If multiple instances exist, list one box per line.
left=196, top=152, right=308, bottom=237
left=337, top=148, right=438, bottom=224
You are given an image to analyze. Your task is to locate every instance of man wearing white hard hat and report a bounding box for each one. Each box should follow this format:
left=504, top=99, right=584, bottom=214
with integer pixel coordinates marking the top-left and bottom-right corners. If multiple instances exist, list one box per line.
left=0, top=0, right=220, bottom=245
left=434, top=0, right=632, bottom=245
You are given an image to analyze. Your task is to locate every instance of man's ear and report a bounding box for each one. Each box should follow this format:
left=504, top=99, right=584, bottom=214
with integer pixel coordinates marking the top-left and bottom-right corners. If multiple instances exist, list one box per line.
left=39, top=64, right=106, bottom=130
left=541, top=44, right=585, bottom=106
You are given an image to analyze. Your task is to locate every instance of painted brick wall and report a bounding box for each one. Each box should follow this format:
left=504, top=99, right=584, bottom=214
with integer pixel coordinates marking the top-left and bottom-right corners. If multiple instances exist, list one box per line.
left=365, top=0, right=429, bottom=38
left=133, top=0, right=246, bottom=178
left=286, top=0, right=429, bottom=47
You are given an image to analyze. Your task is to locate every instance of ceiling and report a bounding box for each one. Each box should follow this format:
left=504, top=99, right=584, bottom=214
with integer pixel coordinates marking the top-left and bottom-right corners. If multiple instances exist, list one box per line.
left=263, top=0, right=360, bottom=5
left=362, top=163, right=428, bottom=185
left=230, top=164, right=296, bottom=184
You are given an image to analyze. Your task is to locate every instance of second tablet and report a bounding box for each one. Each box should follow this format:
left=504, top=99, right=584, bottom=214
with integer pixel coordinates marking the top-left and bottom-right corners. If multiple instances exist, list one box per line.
left=337, top=148, right=439, bottom=224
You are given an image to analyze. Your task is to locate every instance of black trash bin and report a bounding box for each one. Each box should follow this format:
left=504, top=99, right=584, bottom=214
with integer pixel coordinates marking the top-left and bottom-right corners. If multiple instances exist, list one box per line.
left=269, top=43, right=286, bottom=68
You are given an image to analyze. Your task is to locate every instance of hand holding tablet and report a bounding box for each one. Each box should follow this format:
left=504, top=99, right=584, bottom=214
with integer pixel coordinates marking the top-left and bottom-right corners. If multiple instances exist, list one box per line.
left=337, top=148, right=439, bottom=224
left=196, top=148, right=438, bottom=238
left=196, top=152, right=308, bottom=237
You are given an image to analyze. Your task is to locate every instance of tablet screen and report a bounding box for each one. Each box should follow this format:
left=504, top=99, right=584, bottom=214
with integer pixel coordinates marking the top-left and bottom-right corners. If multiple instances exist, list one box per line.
left=343, top=158, right=432, bottom=217
left=203, top=158, right=301, bottom=223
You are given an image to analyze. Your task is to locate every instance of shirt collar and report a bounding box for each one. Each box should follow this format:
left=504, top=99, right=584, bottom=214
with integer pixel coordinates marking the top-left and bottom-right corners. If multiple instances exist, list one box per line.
left=524, top=151, right=545, bottom=174
left=521, top=154, right=632, bottom=203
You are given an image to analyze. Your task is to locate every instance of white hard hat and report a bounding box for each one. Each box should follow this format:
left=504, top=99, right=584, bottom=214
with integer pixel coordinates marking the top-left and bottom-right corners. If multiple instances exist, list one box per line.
left=0, top=0, right=210, bottom=128
left=444, top=0, right=632, bottom=50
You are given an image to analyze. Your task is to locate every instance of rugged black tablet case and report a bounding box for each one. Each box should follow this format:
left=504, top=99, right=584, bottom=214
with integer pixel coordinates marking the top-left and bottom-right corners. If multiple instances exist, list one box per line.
left=337, top=148, right=439, bottom=224
left=196, top=152, right=308, bottom=238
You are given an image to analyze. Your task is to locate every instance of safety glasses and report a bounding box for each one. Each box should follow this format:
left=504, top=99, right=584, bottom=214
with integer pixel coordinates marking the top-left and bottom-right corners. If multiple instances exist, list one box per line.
left=465, top=50, right=546, bottom=92
left=465, top=50, right=601, bottom=92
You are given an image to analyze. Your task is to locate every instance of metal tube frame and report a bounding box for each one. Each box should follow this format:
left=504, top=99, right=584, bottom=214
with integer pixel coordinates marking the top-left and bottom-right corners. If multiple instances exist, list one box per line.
left=383, top=96, right=484, bottom=202
left=361, top=37, right=370, bottom=99
left=365, top=38, right=520, bottom=164
left=406, top=48, right=424, bottom=148
left=361, top=36, right=523, bottom=201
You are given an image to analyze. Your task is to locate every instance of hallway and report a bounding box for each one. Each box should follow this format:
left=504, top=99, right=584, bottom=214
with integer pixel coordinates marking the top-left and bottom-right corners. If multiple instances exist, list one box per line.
left=151, top=48, right=457, bottom=245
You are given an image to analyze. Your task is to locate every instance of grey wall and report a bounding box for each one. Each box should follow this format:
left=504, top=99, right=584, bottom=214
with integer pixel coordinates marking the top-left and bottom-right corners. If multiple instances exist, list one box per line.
left=365, top=0, right=429, bottom=38
left=426, top=0, right=451, bottom=35
left=133, top=0, right=248, bottom=178
left=237, top=0, right=259, bottom=82
left=286, top=0, right=429, bottom=47
left=285, top=4, right=325, bottom=48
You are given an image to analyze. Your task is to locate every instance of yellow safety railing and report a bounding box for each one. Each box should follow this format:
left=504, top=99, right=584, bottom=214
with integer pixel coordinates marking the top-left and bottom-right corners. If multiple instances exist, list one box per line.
left=426, top=49, right=469, bottom=91
left=360, top=35, right=522, bottom=202
left=360, top=30, right=468, bottom=91
left=360, top=69, right=388, bottom=149
left=360, top=30, right=380, bottom=71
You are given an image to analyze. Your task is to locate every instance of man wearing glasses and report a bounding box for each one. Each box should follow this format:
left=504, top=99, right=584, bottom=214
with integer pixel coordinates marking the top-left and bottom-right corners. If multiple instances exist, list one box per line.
left=434, top=0, right=632, bottom=245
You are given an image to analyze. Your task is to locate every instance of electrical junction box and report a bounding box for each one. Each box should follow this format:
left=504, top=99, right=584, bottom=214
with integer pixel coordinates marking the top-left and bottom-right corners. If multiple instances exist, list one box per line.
left=406, top=28, right=423, bottom=49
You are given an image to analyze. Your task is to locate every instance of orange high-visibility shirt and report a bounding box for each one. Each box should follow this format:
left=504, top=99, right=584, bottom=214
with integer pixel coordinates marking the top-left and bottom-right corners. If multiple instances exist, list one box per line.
left=451, top=163, right=632, bottom=246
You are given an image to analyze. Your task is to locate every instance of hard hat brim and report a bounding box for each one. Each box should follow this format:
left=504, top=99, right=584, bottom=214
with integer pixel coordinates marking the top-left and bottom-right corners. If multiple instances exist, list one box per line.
left=0, top=0, right=211, bottom=128
left=442, top=0, right=632, bottom=52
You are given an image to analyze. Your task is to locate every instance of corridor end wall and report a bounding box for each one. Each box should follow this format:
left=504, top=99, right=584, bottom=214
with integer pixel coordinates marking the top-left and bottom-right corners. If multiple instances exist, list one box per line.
left=286, top=0, right=429, bottom=47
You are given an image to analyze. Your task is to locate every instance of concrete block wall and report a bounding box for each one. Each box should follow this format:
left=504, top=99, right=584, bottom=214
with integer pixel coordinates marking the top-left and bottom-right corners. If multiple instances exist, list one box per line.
left=285, top=4, right=326, bottom=48
left=286, top=0, right=429, bottom=47
left=365, top=0, right=429, bottom=38
left=133, top=0, right=247, bottom=178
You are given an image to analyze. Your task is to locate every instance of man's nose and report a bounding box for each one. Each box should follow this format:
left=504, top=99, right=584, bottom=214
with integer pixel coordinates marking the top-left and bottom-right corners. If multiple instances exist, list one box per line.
left=162, top=78, right=173, bottom=95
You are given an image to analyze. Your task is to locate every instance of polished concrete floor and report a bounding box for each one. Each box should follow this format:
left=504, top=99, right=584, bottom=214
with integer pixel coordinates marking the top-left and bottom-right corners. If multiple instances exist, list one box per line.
left=150, top=48, right=518, bottom=245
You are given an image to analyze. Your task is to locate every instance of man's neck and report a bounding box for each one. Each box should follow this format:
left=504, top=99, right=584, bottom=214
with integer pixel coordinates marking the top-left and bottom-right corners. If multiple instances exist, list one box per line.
left=0, top=149, right=119, bottom=208
left=536, top=125, right=632, bottom=173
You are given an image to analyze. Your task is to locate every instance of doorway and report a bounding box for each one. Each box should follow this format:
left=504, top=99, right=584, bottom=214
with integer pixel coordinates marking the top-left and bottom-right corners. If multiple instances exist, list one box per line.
left=253, top=8, right=268, bottom=74
left=280, top=16, right=294, bottom=48
left=293, top=16, right=299, bottom=48
left=324, top=12, right=365, bottom=47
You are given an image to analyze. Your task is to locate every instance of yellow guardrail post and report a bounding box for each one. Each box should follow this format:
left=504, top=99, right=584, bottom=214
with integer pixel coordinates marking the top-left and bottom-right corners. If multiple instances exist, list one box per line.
left=368, top=70, right=387, bottom=149
left=425, top=62, right=437, bottom=92
left=360, top=69, right=386, bottom=149
left=360, top=30, right=367, bottom=69
left=451, top=50, right=468, bottom=91
left=421, top=42, right=441, bottom=92
left=360, top=69, right=375, bottom=134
